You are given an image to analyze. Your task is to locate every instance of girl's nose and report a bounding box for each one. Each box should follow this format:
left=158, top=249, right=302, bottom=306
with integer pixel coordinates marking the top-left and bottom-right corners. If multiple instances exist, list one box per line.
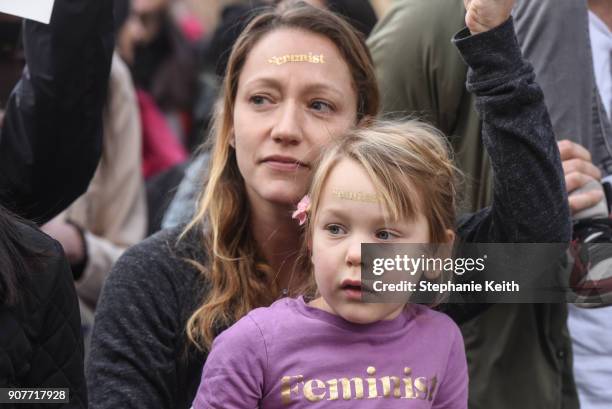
left=345, top=236, right=363, bottom=269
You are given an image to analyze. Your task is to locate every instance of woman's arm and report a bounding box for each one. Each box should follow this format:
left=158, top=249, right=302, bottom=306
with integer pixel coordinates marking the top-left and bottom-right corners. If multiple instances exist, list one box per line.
left=86, top=229, right=204, bottom=409
left=453, top=14, right=571, bottom=243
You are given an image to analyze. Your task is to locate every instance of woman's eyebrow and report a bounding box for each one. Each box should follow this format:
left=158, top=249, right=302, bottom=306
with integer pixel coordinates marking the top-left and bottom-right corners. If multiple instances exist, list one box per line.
left=301, top=83, right=344, bottom=99
left=242, top=77, right=345, bottom=99
left=242, top=77, right=282, bottom=90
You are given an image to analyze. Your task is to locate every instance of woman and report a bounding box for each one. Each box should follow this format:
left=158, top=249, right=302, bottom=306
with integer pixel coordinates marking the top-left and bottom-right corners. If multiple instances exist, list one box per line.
left=86, top=1, right=569, bottom=408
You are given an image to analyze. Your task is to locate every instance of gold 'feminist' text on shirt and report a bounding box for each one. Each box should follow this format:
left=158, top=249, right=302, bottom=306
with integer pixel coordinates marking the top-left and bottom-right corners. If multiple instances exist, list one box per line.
left=280, top=366, right=438, bottom=404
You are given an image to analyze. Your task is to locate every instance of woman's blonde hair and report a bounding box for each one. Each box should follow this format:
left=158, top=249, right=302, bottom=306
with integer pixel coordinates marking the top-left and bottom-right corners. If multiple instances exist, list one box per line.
left=298, top=120, right=463, bottom=295
left=184, top=1, right=380, bottom=351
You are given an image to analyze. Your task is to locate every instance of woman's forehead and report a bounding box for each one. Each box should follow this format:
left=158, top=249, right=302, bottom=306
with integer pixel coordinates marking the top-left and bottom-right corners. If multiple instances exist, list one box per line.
left=238, top=27, right=355, bottom=94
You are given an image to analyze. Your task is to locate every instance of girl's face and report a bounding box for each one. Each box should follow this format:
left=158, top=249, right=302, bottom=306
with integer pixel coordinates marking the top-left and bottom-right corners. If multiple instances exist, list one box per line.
left=233, top=28, right=358, bottom=210
left=310, top=159, right=432, bottom=324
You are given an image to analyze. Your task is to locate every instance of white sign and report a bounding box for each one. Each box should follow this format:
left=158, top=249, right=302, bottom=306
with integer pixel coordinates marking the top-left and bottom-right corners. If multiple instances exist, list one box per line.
left=0, top=0, right=56, bottom=24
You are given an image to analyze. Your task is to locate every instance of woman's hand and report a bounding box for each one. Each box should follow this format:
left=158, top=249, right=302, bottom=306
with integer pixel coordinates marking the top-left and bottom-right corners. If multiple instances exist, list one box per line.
left=463, top=0, right=515, bottom=34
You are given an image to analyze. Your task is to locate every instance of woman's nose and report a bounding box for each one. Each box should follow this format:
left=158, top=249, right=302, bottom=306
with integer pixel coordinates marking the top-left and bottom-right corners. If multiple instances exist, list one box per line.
left=270, top=101, right=303, bottom=145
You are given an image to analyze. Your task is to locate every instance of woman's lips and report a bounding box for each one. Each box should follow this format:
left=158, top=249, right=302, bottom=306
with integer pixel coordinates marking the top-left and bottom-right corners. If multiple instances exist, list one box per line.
left=261, top=156, right=308, bottom=172
left=263, top=160, right=303, bottom=171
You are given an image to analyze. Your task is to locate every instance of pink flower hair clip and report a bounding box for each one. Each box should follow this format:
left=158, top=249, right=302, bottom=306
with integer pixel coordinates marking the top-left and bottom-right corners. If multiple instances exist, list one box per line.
left=292, top=195, right=311, bottom=226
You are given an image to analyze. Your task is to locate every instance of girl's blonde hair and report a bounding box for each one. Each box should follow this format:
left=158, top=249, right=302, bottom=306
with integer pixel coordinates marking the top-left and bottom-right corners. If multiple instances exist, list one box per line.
left=298, top=120, right=463, bottom=295
left=184, top=1, right=380, bottom=351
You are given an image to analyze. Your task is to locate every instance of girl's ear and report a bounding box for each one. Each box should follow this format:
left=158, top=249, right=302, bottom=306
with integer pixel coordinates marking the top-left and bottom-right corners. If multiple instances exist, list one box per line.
left=445, top=229, right=456, bottom=244
left=424, top=269, right=440, bottom=281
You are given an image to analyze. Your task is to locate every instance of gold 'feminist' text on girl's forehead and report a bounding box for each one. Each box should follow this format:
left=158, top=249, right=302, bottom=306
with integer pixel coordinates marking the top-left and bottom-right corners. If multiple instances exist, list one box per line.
left=268, top=52, right=325, bottom=65
left=332, top=190, right=379, bottom=203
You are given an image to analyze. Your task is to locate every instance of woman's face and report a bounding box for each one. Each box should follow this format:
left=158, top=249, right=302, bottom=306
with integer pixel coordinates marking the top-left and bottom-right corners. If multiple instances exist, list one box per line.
left=233, top=28, right=359, bottom=210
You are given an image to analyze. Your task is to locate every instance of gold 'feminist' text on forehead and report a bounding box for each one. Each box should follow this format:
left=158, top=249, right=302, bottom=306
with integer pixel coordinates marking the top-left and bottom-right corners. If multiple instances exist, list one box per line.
left=268, top=52, right=325, bottom=65
left=332, top=189, right=379, bottom=203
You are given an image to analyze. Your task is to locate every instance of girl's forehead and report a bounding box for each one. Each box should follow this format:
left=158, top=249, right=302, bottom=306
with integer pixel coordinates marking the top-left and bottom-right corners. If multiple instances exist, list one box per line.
left=319, top=159, right=380, bottom=205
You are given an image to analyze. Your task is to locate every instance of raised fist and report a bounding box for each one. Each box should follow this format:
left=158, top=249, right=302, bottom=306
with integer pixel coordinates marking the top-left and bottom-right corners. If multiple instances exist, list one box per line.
left=463, top=0, right=515, bottom=34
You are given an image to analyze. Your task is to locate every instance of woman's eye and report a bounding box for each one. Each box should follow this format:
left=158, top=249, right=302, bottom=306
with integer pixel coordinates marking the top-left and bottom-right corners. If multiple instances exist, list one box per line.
left=310, top=100, right=333, bottom=113
left=250, top=95, right=270, bottom=105
left=326, top=224, right=346, bottom=235
left=375, top=230, right=395, bottom=241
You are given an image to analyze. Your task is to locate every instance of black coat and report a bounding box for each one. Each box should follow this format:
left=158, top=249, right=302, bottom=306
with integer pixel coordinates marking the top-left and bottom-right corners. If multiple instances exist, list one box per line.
left=0, top=0, right=114, bottom=224
left=0, top=221, right=86, bottom=408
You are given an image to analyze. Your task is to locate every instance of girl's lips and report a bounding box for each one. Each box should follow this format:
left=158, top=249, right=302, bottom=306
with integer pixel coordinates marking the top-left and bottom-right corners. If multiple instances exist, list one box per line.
left=343, top=286, right=362, bottom=301
left=341, top=279, right=363, bottom=301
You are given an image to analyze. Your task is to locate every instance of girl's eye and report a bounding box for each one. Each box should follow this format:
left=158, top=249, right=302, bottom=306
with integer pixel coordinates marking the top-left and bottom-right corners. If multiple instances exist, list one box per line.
left=326, top=224, right=346, bottom=235
left=375, top=230, right=395, bottom=241
left=310, top=100, right=333, bottom=113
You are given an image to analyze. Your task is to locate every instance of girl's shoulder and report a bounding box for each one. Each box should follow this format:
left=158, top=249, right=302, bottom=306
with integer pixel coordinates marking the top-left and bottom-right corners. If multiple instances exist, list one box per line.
left=243, top=297, right=302, bottom=327
left=216, top=298, right=303, bottom=341
left=410, top=304, right=463, bottom=337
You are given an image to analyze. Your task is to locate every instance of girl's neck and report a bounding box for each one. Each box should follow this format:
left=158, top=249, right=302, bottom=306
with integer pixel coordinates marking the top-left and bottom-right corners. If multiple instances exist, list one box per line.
left=250, top=198, right=301, bottom=290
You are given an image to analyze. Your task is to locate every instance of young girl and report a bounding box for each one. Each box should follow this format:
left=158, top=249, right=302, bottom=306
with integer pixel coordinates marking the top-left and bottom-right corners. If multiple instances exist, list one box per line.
left=193, top=121, right=467, bottom=408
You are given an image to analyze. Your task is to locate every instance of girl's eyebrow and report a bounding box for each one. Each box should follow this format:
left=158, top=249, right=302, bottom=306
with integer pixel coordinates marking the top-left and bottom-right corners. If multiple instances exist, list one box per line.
left=318, top=207, right=350, bottom=219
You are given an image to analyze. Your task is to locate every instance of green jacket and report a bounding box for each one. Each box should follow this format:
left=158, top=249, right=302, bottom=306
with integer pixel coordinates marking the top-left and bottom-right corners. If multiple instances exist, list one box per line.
left=367, top=2, right=578, bottom=409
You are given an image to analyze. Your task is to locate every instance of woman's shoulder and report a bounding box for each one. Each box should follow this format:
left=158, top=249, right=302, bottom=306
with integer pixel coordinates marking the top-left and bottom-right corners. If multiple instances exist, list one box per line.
left=113, top=225, right=206, bottom=282
left=100, top=225, right=209, bottom=316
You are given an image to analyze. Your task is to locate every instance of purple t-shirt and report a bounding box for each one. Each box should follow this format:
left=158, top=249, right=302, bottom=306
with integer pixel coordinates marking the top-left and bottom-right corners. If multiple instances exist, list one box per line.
left=193, top=297, right=467, bottom=408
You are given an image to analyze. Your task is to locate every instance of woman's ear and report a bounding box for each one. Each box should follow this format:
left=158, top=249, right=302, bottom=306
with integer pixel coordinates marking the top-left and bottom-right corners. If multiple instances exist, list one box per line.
left=357, top=115, right=374, bottom=128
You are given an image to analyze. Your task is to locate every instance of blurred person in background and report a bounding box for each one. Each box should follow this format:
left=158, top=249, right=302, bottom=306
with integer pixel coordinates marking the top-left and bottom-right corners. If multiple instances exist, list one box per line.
left=42, top=47, right=147, bottom=356
left=116, top=0, right=193, bottom=179
left=0, top=0, right=114, bottom=405
left=565, top=2, right=612, bottom=408
left=0, top=2, right=113, bottom=223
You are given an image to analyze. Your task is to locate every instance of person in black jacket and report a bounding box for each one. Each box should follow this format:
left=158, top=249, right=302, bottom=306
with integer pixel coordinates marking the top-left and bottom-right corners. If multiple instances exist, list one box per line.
left=0, top=205, right=86, bottom=408
left=0, top=0, right=113, bottom=407
left=0, top=0, right=114, bottom=224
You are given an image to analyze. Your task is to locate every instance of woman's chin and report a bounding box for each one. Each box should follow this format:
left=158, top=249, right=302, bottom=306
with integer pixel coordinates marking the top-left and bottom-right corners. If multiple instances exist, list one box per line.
left=258, top=187, right=307, bottom=208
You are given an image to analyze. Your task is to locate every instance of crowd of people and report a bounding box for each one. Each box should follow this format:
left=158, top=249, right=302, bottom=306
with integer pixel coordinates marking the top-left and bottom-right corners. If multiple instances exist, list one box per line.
left=1, top=0, right=611, bottom=408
